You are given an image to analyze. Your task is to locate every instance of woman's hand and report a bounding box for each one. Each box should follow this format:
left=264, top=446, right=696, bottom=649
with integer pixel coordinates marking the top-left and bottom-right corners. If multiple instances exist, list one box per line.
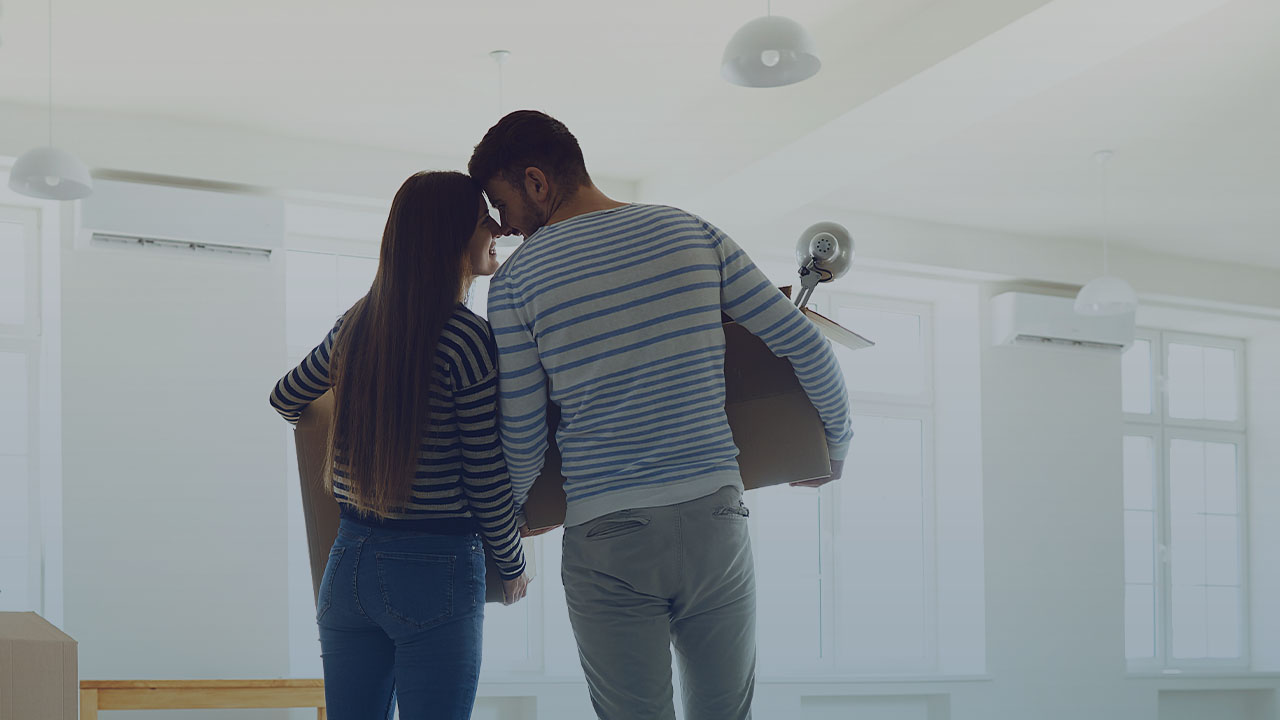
left=503, top=571, right=531, bottom=605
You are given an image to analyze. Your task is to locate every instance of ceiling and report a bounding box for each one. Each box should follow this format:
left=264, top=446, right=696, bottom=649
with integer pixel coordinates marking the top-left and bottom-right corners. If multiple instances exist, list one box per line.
left=1, top=0, right=1276, bottom=268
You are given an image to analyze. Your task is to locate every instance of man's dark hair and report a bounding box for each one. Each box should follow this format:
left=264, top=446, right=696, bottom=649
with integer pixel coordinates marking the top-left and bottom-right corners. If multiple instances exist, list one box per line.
left=469, top=110, right=591, bottom=191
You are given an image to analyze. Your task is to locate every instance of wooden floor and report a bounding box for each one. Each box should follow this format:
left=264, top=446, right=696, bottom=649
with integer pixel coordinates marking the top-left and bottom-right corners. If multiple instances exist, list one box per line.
left=79, top=679, right=326, bottom=719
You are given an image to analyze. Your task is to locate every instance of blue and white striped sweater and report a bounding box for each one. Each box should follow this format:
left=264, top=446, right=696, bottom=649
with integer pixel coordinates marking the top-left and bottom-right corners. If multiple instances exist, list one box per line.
left=269, top=305, right=525, bottom=580
left=487, top=204, right=852, bottom=527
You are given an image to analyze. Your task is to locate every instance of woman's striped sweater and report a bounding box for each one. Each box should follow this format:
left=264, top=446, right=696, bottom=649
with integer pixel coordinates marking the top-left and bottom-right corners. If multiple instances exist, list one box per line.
left=269, top=305, right=525, bottom=580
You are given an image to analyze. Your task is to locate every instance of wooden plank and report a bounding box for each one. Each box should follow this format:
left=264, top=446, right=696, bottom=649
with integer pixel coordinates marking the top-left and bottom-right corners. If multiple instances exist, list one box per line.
left=81, top=679, right=323, bottom=690
left=79, top=688, right=98, bottom=720
left=97, top=687, right=325, bottom=710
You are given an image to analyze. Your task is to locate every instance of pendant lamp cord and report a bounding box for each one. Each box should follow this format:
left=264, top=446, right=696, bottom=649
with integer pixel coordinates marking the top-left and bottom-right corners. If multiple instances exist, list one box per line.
left=48, top=0, right=54, bottom=145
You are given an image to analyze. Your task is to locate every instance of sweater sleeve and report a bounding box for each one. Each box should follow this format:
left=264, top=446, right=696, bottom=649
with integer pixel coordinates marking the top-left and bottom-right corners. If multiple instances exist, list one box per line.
left=452, top=323, right=527, bottom=580
left=269, top=316, right=341, bottom=425
left=708, top=219, right=853, bottom=462
left=486, top=271, right=550, bottom=509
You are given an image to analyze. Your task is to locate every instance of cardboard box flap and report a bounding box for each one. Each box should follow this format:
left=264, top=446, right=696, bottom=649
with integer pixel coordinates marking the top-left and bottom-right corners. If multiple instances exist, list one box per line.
left=801, top=307, right=873, bottom=350
left=772, top=286, right=874, bottom=351
left=0, top=612, right=75, bottom=644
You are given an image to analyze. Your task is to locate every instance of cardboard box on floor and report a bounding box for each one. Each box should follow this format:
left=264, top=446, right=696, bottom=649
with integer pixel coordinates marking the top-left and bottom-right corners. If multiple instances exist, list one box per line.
left=293, top=392, right=530, bottom=605
left=0, top=612, right=77, bottom=720
left=521, top=293, right=872, bottom=530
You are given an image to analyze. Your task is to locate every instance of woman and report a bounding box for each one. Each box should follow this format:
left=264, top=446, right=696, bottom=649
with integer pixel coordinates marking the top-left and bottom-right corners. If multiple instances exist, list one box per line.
left=269, top=171, right=528, bottom=720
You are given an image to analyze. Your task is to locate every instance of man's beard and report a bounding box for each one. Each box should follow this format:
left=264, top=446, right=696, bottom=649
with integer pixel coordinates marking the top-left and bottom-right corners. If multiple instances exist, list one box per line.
left=518, top=186, right=549, bottom=235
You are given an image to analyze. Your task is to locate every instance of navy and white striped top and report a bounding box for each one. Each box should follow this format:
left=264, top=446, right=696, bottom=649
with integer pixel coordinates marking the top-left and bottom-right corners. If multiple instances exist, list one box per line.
left=269, top=305, right=525, bottom=580
left=488, top=204, right=852, bottom=527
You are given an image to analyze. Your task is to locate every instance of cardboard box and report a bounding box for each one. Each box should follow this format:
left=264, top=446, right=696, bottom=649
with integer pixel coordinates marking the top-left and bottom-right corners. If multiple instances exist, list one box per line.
left=293, top=392, right=525, bottom=605
left=0, top=612, right=77, bottom=720
left=521, top=302, right=871, bottom=530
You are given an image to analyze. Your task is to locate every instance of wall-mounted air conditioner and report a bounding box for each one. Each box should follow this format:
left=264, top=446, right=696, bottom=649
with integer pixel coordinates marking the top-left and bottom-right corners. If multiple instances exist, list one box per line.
left=80, top=179, right=285, bottom=259
left=991, top=291, right=1135, bottom=352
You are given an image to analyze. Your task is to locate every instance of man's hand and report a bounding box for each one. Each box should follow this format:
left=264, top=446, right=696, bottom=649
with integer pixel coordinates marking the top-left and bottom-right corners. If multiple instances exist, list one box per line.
left=502, top=571, right=531, bottom=605
left=519, top=522, right=561, bottom=538
left=790, top=458, right=845, bottom=488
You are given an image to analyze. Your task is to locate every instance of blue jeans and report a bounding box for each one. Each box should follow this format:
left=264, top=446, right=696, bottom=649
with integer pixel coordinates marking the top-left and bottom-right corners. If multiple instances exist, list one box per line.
left=317, top=518, right=486, bottom=720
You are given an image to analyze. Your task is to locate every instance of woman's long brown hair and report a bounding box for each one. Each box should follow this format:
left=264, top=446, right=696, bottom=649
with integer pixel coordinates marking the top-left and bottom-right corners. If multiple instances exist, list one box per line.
left=324, top=171, right=483, bottom=516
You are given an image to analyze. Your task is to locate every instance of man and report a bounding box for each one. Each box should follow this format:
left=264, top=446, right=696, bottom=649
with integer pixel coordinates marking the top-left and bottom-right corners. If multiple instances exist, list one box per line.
left=469, top=110, right=851, bottom=720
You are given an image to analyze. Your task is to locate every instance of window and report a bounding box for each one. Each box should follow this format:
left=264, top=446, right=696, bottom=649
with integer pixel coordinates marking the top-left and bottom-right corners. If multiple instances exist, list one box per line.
left=0, top=207, right=41, bottom=613
left=750, top=294, right=938, bottom=675
left=1122, top=330, right=1249, bottom=668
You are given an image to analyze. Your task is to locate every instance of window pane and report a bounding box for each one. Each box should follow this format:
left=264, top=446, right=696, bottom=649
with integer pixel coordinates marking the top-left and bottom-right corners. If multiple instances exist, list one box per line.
left=0, top=456, right=29, bottom=551
left=468, top=276, right=491, bottom=318
left=837, top=415, right=928, bottom=669
left=833, top=306, right=925, bottom=397
left=1206, top=587, right=1242, bottom=658
left=0, top=556, right=31, bottom=612
left=285, top=251, right=338, bottom=351
left=1171, top=585, right=1208, bottom=659
left=481, top=589, right=532, bottom=673
left=1125, top=584, right=1156, bottom=660
left=538, top=528, right=584, bottom=677
left=1202, top=348, right=1238, bottom=422
left=0, top=352, right=28, bottom=456
left=1168, top=343, right=1239, bottom=422
left=1123, top=436, right=1155, bottom=511
left=1205, top=516, right=1240, bottom=587
left=1204, top=442, right=1239, bottom=515
left=1124, top=511, right=1155, bottom=584
left=1171, top=513, right=1207, bottom=588
left=0, top=221, right=26, bottom=327
left=336, top=256, right=377, bottom=312
left=1167, top=343, right=1206, bottom=420
left=753, top=483, right=823, bottom=671
left=1169, top=440, right=1205, bottom=517
left=1121, top=339, right=1152, bottom=414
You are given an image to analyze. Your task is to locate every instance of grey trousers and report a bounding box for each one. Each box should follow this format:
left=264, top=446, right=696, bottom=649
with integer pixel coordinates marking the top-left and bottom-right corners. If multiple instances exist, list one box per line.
left=561, top=485, right=756, bottom=720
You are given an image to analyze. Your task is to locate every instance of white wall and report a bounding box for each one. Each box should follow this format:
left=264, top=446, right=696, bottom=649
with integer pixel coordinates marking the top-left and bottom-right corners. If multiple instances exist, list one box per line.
left=970, top=283, right=1147, bottom=719
left=59, top=201, right=291, bottom=718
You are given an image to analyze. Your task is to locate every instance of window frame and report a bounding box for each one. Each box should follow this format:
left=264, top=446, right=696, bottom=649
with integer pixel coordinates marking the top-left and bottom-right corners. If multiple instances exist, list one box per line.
left=0, top=205, right=43, bottom=615
left=1123, top=328, right=1250, bottom=672
left=0, top=207, right=41, bottom=338
left=806, top=291, right=940, bottom=676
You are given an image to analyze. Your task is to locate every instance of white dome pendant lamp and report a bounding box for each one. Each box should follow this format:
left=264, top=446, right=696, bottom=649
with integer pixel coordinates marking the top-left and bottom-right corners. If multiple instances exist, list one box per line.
left=722, top=0, right=821, bottom=88
left=10, top=0, right=93, bottom=201
left=1075, top=150, right=1137, bottom=316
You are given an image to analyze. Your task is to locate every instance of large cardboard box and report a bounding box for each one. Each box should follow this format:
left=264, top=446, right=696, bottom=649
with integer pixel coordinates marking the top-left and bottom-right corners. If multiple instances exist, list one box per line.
left=521, top=303, right=870, bottom=529
left=293, top=392, right=524, bottom=605
left=0, top=612, right=77, bottom=720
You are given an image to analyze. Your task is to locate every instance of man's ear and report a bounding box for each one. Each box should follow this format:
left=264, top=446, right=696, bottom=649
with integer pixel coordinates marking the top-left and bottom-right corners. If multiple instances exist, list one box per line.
left=524, top=167, right=550, bottom=201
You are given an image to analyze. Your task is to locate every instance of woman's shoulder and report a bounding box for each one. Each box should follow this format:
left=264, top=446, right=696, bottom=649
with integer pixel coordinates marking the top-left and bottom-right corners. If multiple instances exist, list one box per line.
left=437, top=305, right=497, bottom=373
left=446, top=304, right=495, bottom=340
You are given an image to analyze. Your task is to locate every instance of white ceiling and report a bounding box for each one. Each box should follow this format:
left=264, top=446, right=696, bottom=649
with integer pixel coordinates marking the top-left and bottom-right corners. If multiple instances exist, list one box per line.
left=824, top=0, right=1280, bottom=268
left=1, top=0, right=1276, bottom=268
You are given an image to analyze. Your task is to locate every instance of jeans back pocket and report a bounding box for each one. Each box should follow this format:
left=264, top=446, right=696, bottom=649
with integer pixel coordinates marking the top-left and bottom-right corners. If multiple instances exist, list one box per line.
left=375, top=551, right=455, bottom=629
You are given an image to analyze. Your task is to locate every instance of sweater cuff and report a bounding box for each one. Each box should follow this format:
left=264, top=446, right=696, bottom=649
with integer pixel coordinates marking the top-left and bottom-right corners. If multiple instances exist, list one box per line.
left=497, top=555, right=527, bottom=581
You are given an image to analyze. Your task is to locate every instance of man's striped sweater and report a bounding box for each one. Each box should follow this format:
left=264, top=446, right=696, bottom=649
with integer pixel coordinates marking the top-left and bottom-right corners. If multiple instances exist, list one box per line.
left=487, top=203, right=852, bottom=527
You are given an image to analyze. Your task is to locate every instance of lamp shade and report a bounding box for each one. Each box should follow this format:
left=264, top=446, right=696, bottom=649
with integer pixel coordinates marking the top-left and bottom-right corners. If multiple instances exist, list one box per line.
left=794, top=221, right=853, bottom=280
left=1074, top=275, right=1138, bottom=316
left=722, top=16, right=821, bottom=88
left=9, top=145, right=93, bottom=200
